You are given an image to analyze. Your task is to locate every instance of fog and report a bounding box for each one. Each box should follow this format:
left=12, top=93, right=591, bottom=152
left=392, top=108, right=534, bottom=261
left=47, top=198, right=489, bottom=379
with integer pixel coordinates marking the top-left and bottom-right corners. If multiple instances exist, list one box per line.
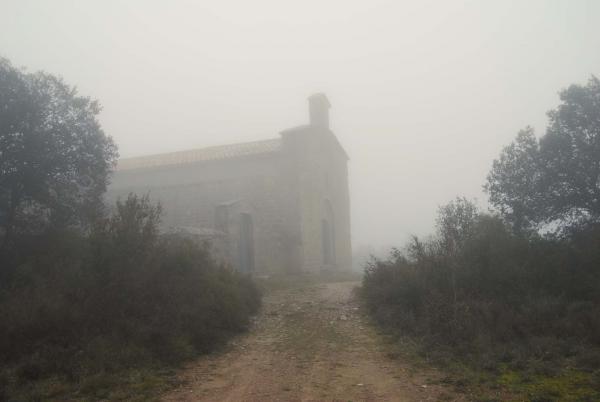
left=2, top=0, right=599, bottom=251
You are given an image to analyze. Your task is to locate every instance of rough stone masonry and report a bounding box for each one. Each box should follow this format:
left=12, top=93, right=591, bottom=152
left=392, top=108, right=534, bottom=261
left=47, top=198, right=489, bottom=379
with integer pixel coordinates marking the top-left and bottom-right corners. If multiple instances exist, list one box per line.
left=107, top=94, right=351, bottom=274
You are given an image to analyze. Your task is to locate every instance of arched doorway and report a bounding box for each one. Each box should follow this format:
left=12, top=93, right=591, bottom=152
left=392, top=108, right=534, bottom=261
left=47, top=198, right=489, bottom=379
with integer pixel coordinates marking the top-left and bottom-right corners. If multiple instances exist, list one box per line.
left=322, top=200, right=336, bottom=265
left=239, top=213, right=255, bottom=273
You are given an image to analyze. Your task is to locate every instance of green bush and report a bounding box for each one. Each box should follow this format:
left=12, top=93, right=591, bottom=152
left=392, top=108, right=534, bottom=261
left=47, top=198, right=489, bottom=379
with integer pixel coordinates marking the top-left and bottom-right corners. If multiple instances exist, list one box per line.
left=362, top=198, right=600, bottom=364
left=0, top=194, right=261, bottom=398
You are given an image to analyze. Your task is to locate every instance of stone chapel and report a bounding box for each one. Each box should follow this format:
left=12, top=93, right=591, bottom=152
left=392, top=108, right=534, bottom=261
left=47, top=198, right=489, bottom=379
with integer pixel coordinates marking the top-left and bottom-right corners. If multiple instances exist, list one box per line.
left=107, top=94, right=351, bottom=274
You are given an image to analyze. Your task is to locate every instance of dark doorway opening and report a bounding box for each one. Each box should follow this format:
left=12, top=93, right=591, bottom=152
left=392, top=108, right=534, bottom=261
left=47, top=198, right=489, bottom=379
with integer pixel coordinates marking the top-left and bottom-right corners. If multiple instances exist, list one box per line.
left=322, top=219, right=333, bottom=265
left=322, top=200, right=336, bottom=266
left=239, top=213, right=255, bottom=273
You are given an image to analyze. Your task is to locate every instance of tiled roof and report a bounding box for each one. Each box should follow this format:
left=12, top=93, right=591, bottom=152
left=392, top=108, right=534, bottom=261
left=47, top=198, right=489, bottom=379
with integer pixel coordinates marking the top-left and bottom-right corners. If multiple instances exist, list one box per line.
left=116, top=138, right=281, bottom=171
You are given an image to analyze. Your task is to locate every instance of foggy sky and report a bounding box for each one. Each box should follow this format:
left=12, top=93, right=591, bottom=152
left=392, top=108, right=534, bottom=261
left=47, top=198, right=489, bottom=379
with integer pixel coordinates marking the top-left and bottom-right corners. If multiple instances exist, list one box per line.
left=2, top=0, right=599, bottom=250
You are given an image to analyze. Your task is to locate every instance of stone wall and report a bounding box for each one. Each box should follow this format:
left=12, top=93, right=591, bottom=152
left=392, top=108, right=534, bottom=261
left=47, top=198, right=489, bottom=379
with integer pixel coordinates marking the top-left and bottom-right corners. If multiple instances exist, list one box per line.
left=107, top=95, right=352, bottom=274
left=106, top=153, right=300, bottom=274
left=280, top=126, right=352, bottom=272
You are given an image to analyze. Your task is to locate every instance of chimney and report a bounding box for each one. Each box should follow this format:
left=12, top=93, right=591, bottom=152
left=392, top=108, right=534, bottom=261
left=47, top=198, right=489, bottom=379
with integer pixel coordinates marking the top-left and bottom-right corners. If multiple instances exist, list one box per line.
left=308, top=93, right=331, bottom=129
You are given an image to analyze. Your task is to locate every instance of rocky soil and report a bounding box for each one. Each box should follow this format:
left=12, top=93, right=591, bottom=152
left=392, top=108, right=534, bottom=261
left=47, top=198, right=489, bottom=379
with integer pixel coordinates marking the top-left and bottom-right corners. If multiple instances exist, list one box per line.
left=161, top=280, right=464, bottom=402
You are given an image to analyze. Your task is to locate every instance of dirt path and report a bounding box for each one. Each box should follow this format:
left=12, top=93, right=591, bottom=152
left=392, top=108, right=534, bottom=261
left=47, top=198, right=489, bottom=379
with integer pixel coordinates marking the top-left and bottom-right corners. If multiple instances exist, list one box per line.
left=161, top=281, right=463, bottom=402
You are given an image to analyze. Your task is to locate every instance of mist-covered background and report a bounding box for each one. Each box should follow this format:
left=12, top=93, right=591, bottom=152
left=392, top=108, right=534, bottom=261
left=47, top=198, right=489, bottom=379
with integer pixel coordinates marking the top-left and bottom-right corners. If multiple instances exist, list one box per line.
left=2, top=0, right=599, bottom=251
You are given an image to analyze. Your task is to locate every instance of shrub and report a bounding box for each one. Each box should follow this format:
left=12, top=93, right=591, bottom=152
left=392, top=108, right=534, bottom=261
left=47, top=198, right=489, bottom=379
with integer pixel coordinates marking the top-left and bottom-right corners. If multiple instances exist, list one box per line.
left=362, top=198, right=600, bottom=364
left=0, top=194, right=261, bottom=397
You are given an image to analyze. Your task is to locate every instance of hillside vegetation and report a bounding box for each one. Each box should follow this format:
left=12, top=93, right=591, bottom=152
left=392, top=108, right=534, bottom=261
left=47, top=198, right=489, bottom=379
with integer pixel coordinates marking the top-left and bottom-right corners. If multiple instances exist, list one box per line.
left=0, top=195, right=261, bottom=401
left=0, top=58, right=261, bottom=401
left=362, top=201, right=600, bottom=400
left=362, top=77, right=600, bottom=401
